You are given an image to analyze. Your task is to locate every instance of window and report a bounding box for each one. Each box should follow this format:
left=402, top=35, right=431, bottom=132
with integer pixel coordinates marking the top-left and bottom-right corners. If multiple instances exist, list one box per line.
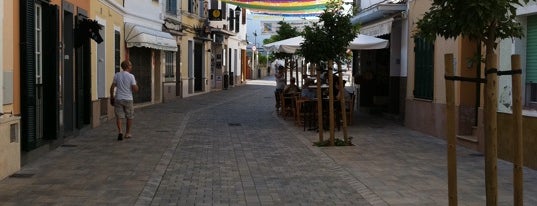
left=35, top=4, right=43, bottom=84
left=530, top=83, right=537, bottom=102
left=413, top=37, right=434, bottom=100
left=188, top=0, right=193, bottom=13
left=242, top=9, right=246, bottom=25
left=222, top=2, right=227, bottom=19
left=199, top=0, right=205, bottom=18
left=526, top=15, right=537, bottom=106
left=235, top=10, right=239, bottom=33
left=166, top=0, right=177, bottom=15
left=165, top=51, right=175, bottom=79
left=228, top=8, right=234, bottom=31
left=115, top=30, right=120, bottom=73
left=211, top=0, right=218, bottom=9
left=189, top=0, right=199, bottom=15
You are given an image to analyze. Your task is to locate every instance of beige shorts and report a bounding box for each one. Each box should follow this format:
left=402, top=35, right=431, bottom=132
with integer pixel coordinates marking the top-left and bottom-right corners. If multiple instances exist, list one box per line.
left=114, top=99, right=134, bottom=119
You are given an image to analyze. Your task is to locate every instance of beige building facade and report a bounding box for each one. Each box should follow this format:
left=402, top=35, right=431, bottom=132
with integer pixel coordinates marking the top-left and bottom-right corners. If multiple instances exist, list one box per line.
left=405, top=0, right=537, bottom=169
left=0, top=0, right=22, bottom=180
left=179, top=1, right=212, bottom=97
left=90, top=0, right=126, bottom=128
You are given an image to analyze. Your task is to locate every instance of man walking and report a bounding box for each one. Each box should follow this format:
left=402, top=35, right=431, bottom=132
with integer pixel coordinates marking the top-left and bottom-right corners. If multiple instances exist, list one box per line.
left=110, top=60, right=139, bottom=141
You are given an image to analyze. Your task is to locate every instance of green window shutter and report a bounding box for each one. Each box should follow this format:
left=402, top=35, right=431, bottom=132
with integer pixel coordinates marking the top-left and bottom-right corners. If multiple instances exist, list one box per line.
left=414, top=37, right=434, bottom=100
left=115, top=31, right=120, bottom=73
left=527, top=15, right=537, bottom=83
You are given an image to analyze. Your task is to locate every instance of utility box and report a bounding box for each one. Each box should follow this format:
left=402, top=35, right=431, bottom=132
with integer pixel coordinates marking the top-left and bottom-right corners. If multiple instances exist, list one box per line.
left=0, top=116, right=21, bottom=180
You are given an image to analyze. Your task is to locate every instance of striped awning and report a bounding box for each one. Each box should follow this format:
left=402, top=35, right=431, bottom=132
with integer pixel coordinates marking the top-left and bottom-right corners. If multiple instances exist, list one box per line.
left=220, top=0, right=328, bottom=16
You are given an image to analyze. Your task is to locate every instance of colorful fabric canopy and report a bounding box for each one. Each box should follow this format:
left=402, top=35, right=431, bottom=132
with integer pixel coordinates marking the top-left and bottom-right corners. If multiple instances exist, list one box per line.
left=220, top=0, right=328, bottom=16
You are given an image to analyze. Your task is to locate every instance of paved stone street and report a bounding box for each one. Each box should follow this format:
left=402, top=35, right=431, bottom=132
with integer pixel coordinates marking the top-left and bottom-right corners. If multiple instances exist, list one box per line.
left=1, top=78, right=536, bottom=206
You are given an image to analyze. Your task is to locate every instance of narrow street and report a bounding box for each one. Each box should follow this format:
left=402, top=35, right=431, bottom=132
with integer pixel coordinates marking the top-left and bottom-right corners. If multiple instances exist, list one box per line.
left=1, top=77, right=536, bottom=205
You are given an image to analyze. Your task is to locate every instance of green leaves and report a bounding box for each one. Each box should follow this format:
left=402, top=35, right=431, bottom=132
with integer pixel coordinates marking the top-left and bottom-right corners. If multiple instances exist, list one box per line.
left=300, top=0, right=358, bottom=63
left=415, top=0, right=531, bottom=45
left=265, top=21, right=301, bottom=59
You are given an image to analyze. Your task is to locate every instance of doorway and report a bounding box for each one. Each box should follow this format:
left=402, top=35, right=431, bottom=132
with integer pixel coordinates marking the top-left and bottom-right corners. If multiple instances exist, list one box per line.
left=130, top=47, right=152, bottom=103
left=194, top=42, right=203, bottom=92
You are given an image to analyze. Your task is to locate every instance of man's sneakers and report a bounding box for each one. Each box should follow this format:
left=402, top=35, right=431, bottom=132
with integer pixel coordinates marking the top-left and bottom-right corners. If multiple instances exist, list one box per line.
left=117, top=133, right=123, bottom=141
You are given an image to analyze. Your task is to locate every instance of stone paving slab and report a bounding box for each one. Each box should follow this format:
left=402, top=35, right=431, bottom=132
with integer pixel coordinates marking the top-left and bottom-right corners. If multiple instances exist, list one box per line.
left=0, top=78, right=536, bottom=206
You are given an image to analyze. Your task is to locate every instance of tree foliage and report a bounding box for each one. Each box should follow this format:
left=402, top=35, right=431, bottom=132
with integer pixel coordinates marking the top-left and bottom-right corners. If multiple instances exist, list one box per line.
left=300, top=0, right=358, bottom=64
left=264, top=21, right=301, bottom=59
left=415, top=0, right=533, bottom=49
left=263, top=21, right=300, bottom=45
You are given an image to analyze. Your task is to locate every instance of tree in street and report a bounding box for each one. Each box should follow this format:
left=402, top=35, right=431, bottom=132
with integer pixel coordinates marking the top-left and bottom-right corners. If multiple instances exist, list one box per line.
left=414, top=0, right=536, bottom=205
left=300, top=0, right=358, bottom=146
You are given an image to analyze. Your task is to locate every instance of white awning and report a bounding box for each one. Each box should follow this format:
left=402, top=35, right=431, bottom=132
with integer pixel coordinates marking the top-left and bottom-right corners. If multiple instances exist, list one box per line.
left=348, top=34, right=389, bottom=50
left=360, top=18, right=394, bottom=37
left=125, top=23, right=178, bottom=51
left=263, top=36, right=304, bottom=54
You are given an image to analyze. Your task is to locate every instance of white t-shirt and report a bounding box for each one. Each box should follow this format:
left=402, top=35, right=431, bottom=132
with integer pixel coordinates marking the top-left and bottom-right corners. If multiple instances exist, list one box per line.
left=113, top=71, right=137, bottom=100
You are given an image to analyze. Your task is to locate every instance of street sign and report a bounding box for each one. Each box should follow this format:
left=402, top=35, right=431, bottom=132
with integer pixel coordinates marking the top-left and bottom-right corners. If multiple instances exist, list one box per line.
left=252, top=46, right=257, bottom=51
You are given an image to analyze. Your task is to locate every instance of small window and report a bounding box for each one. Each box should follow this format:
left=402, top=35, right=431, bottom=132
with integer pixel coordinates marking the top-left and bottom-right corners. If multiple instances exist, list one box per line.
left=229, top=8, right=234, bottom=31
left=166, top=0, right=177, bottom=15
left=165, top=51, right=175, bottom=79
left=530, top=83, right=537, bottom=102
left=114, top=31, right=120, bottom=73
left=10, top=123, right=19, bottom=143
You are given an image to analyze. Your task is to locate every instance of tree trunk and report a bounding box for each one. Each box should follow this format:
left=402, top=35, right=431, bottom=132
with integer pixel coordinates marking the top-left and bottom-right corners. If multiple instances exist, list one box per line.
left=328, top=60, right=335, bottom=146
left=444, top=54, right=458, bottom=206
left=484, top=46, right=498, bottom=206
left=315, top=63, right=324, bottom=142
left=511, top=55, right=523, bottom=206
left=337, top=63, right=348, bottom=143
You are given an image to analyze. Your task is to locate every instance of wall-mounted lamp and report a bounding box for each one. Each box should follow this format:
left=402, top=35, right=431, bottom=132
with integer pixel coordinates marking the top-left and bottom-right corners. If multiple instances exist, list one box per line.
left=234, top=6, right=241, bottom=16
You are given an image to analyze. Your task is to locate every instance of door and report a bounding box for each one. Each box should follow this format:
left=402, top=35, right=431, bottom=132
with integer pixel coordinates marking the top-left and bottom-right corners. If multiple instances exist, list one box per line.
left=194, top=42, right=203, bottom=92
left=130, top=47, right=152, bottom=103
left=154, top=51, right=161, bottom=101
left=75, top=15, right=92, bottom=129
left=176, top=46, right=182, bottom=97
left=63, top=10, right=75, bottom=135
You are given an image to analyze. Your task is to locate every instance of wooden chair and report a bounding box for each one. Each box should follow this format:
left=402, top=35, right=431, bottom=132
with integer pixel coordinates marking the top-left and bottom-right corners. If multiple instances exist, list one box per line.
left=280, top=93, right=296, bottom=120
left=295, top=97, right=307, bottom=126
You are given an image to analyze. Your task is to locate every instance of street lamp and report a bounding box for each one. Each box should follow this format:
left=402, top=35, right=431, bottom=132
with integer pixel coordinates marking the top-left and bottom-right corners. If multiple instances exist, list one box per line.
left=253, top=31, right=257, bottom=47
left=234, top=6, right=241, bottom=16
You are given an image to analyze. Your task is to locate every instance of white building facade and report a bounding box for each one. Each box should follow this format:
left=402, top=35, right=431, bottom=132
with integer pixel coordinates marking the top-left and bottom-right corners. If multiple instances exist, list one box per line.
left=124, top=0, right=178, bottom=103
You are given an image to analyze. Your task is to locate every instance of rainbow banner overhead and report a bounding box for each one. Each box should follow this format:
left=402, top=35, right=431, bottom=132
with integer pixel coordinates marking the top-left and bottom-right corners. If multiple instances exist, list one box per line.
left=220, top=0, right=328, bottom=16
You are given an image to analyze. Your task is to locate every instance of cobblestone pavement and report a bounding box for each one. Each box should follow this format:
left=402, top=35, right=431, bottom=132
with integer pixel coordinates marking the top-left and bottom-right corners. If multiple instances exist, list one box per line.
left=0, top=78, right=536, bottom=206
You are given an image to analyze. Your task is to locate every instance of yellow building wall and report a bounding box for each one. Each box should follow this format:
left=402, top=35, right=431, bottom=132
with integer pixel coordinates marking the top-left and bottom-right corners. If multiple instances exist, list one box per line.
left=458, top=37, right=479, bottom=107
left=89, top=1, right=125, bottom=127
left=407, top=0, right=459, bottom=105
left=405, top=0, right=461, bottom=139
left=91, top=1, right=124, bottom=100
left=0, top=0, right=21, bottom=181
left=179, top=7, right=211, bottom=97
left=3, top=0, right=20, bottom=115
left=50, top=0, right=89, bottom=9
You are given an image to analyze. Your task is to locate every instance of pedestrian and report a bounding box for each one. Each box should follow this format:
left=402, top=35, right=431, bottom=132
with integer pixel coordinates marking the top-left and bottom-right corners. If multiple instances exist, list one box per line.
left=274, top=65, right=286, bottom=110
left=300, top=79, right=316, bottom=100
left=110, top=60, right=139, bottom=141
left=283, top=77, right=300, bottom=95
